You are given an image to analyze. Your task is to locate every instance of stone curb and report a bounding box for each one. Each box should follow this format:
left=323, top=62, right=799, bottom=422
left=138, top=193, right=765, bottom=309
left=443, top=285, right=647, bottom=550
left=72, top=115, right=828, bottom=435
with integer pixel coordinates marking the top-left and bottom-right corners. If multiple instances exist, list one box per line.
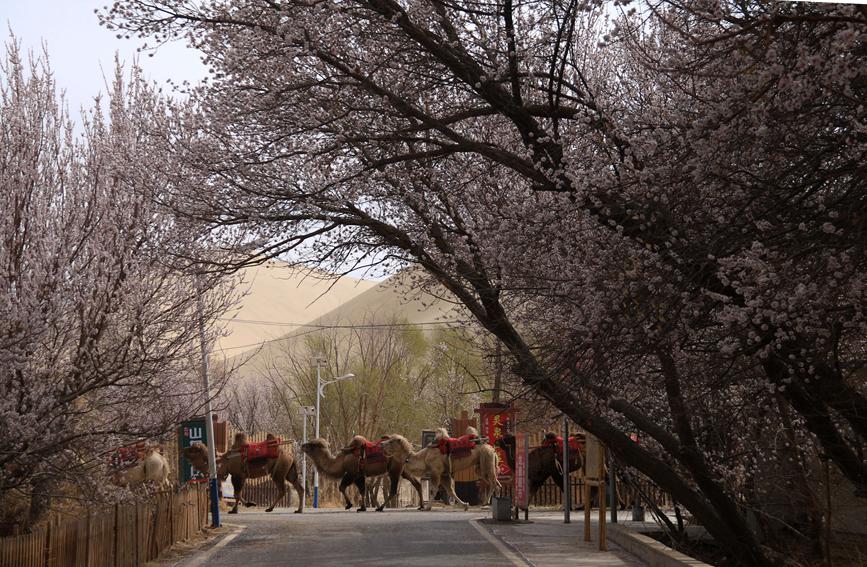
left=168, top=523, right=245, bottom=567
left=607, top=524, right=713, bottom=567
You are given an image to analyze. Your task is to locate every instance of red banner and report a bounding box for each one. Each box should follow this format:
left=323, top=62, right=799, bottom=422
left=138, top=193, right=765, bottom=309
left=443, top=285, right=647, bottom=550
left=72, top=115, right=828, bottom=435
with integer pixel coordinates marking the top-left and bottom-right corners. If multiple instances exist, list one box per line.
left=476, top=403, right=515, bottom=478
left=515, top=433, right=529, bottom=510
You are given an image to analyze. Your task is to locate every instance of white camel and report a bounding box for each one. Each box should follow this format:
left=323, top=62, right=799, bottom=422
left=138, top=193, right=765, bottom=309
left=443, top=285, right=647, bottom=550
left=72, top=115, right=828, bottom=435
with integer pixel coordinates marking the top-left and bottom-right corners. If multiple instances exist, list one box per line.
left=119, top=448, right=172, bottom=490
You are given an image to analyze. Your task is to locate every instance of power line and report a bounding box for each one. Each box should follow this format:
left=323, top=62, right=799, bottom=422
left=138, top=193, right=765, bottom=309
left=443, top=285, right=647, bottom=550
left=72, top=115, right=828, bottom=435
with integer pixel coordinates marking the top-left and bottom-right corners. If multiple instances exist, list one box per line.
left=216, top=317, right=469, bottom=328
left=213, top=326, right=332, bottom=353
left=212, top=318, right=472, bottom=353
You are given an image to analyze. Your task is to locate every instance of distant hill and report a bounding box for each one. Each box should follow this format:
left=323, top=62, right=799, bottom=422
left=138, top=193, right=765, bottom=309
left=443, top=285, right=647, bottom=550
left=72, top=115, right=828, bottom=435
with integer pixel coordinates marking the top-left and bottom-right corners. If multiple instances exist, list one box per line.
left=307, top=269, right=464, bottom=328
left=225, top=269, right=469, bottom=381
left=213, top=261, right=377, bottom=354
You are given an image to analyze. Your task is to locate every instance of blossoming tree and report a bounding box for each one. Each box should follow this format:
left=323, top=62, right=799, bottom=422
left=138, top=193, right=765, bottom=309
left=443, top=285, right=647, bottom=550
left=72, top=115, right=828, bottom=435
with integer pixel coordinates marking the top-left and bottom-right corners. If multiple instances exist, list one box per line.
left=103, top=1, right=865, bottom=563
left=0, top=40, right=236, bottom=526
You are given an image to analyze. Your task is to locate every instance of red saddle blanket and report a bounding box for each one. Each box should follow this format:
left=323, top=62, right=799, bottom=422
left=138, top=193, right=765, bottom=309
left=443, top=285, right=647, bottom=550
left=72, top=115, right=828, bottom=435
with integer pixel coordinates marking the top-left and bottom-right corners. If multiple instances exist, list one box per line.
left=437, top=434, right=477, bottom=459
left=542, top=435, right=584, bottom=462
left=110, top=443, right=146, bottom=470
left=354, top=441, right=387, bottom=467
left=241, top=438, right=281, bottom=462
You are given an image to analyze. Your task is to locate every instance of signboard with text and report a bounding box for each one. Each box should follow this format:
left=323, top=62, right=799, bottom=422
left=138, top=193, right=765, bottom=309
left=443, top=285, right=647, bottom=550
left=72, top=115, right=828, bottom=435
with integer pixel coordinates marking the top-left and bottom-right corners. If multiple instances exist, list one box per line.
left=476, top=403, right=516, bottom=479
left=514, top=433, right=529, bottom=510
left=178, top=419, right=207, bottom=484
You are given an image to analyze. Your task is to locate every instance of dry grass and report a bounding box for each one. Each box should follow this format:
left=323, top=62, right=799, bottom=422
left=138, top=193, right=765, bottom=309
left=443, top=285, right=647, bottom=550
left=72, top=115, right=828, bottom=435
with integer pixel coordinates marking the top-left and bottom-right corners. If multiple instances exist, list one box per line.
left=142, top=524, right=233, bottom=566
left=833, top=532, right=867, bottom=567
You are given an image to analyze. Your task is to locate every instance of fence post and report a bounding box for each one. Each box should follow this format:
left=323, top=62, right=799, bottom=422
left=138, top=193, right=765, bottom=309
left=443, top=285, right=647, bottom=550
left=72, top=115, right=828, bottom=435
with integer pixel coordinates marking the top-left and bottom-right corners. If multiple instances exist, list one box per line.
left=43, top=518, right=51, bottom=567
left=169, top=492, right=174, bottom=548
left=134, top=501, right=139, bottom=566
left=84, top=509, right=92, bottom=567
left=113, top=504, right=118, bottom=567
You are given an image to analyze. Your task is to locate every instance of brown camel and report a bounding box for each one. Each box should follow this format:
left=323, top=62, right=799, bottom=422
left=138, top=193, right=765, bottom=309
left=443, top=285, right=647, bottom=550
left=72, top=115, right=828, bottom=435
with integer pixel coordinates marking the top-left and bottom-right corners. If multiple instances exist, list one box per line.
left=301, top=435, right=424, bottom=512
left=182, top=433, right=304, bottom=514
left=382, top=430, right=501, bottom=510
left=496, top=432, right=585, bottom=508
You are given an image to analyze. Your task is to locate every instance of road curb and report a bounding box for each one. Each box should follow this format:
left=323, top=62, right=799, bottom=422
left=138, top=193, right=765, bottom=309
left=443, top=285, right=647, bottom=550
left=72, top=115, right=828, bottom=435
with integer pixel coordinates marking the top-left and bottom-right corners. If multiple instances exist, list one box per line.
left=607, top=524, right=712, bottom=567
left=172, top=523, right=246, bottom=567
left=469, top=518, right=533, bottom=567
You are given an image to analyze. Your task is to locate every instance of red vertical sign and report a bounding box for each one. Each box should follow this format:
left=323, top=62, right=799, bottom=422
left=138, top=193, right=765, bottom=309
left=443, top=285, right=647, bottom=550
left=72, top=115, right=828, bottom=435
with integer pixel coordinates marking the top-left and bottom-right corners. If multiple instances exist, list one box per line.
left=515, top=433, right=529, bottom=510
left=476, top=403, right=516, bottom=478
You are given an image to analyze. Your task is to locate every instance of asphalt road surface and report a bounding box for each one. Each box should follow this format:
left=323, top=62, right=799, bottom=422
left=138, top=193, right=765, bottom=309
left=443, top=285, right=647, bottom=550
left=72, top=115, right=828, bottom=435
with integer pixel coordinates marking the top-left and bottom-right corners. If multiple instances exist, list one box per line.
left=181, top=508, right=512, bottom=567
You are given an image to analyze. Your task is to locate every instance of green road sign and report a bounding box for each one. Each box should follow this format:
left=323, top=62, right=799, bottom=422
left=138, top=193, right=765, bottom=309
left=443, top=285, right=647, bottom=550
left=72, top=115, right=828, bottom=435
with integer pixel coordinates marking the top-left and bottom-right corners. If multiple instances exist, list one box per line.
left=178, top=418, right=208, bottom=484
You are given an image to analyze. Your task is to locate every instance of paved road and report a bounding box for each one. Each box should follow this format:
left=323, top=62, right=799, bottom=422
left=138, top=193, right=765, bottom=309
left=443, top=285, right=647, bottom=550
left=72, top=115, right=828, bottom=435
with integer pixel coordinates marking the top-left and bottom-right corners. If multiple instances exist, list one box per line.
left=183, top=508, right=507, bottom=567
left=177, top=508, right=646, bottom=567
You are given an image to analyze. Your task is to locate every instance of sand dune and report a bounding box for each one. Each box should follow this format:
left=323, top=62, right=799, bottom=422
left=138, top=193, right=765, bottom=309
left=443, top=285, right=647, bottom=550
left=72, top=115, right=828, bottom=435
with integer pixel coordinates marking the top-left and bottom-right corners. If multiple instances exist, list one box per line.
left=304, top=270, right=464, bottom=328
left=214, top=261, right=377, bottom=354
left=222, top=268, right=470, bottom=381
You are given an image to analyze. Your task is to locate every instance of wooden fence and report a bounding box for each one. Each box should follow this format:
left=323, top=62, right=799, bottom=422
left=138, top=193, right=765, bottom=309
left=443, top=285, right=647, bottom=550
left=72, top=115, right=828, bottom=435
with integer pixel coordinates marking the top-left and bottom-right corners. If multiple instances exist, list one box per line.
left=0, top=485, right=208, bottom=567
left=239, top=467, right=420, bottom=509
left=497, top=472, right=671, bottom=509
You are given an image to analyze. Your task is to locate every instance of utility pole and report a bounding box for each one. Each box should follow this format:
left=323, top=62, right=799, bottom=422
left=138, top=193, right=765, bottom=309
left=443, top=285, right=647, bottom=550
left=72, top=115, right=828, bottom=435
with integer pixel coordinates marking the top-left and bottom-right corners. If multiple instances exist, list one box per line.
left=563, top=415, right=570, bottom=524
left=492, top=341, right=502, bottom=404
left=609, top=449, right=618, bottom=523
left=196, top=286, right=220, bottom=528
left=312, top=356, right=354, bottom=509
left=314, top=357, right=324, bottom=508
left=301, top=405, right=315, bottom=510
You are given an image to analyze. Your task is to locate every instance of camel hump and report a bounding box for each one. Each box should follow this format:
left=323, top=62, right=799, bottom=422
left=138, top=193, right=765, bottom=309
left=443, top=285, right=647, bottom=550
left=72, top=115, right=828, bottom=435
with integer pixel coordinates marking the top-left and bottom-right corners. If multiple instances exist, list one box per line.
left=145, top=446, right=165, bottom=460
left=345, top=435, right=368, bottom=451
left=233, top=432, right=249, bottom=448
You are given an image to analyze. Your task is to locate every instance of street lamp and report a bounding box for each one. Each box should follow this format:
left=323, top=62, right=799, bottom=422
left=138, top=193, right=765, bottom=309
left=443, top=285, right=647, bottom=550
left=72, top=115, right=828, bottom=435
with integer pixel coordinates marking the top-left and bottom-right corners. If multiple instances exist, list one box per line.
left=313, top=356, right=355, bottom=508
left=300, top=405, right=315, bottom=510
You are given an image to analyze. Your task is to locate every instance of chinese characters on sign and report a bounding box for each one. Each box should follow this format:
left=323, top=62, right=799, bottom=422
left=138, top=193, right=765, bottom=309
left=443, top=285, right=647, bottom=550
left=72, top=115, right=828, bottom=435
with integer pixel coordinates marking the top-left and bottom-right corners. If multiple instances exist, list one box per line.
left=476, top=403, right=516, bottom=478
left=515, top=433, right=529, bottom=510
left=177, top=415, right=229, bottom=484
left=178, top=419, right=207, bottom=483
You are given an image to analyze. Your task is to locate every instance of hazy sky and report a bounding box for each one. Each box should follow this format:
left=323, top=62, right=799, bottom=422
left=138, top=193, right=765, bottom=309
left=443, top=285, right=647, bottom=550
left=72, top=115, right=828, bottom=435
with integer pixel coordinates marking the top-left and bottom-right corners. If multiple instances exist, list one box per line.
left=1, top=1, right=205, bottom=114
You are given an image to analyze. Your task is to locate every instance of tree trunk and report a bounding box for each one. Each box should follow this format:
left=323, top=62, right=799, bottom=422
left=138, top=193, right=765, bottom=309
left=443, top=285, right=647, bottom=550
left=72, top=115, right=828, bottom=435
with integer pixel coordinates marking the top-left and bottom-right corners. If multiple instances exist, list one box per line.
left=27, top=476, right=52, bottom=530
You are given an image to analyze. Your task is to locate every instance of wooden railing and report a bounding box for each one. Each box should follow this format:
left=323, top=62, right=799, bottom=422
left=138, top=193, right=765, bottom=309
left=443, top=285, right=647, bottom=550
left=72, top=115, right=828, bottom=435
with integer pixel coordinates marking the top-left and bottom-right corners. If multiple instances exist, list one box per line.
left=0, top=485, right=208, bottom=567
left=496, top=472, right=672, bottom=510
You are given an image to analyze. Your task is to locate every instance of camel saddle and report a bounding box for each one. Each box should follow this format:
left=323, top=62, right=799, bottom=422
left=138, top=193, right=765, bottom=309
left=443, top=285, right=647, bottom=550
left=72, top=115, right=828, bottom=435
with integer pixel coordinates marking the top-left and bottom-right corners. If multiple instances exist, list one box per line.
left=542, top=435, right=584, bottom=465
left=353, top=440, right=387, bottom=468
left=240, top=438, right=282, bottom=463
left=110, top=442, right=147, bottom=470
left=437, top=434, right=480, bottom=459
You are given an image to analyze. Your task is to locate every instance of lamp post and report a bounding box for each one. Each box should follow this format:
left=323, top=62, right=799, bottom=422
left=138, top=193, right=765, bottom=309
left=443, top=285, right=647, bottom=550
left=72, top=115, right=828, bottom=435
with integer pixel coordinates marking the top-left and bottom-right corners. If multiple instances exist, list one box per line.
left=300, top=405, right=315, bottom=510
left=312, top=357, right=355, bottom=508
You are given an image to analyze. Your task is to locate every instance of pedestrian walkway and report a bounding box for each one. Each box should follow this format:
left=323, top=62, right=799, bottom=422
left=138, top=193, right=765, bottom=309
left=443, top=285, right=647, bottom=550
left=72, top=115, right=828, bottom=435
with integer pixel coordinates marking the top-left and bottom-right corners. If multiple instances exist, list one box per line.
left=476, top=510, right=647, bottom=567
